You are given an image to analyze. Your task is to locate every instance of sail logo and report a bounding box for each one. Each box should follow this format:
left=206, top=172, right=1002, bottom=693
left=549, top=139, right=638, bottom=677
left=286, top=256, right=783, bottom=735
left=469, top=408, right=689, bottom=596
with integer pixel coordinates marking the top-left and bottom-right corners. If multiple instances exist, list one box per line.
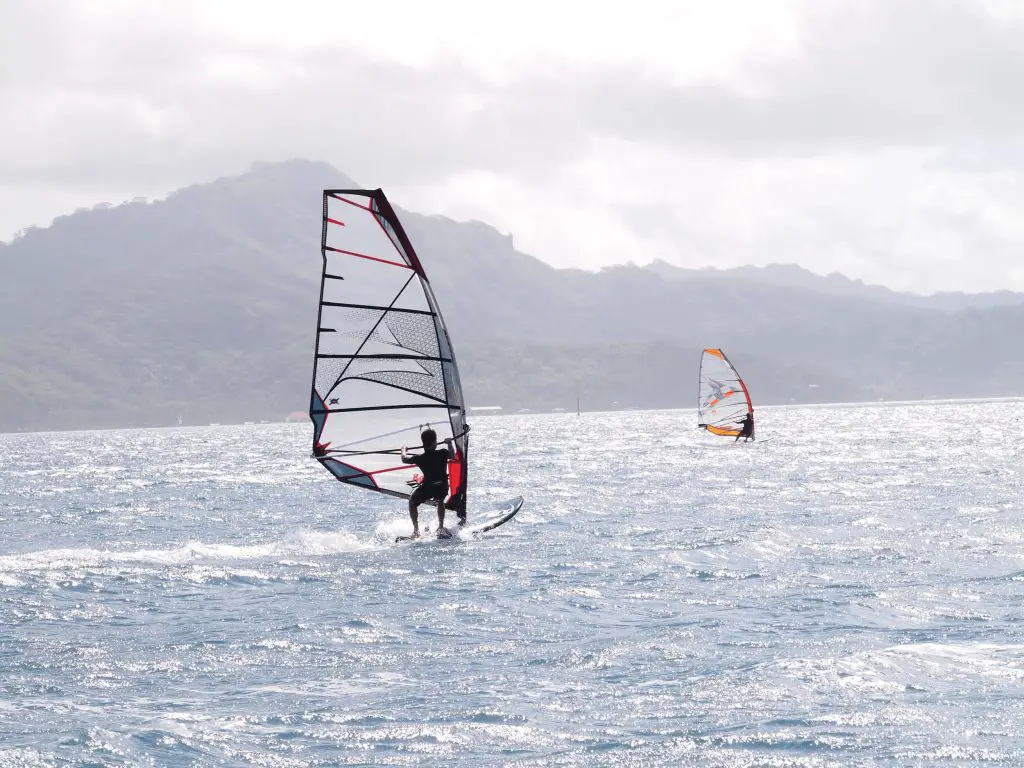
left=703, top=379, right=734, bottom=409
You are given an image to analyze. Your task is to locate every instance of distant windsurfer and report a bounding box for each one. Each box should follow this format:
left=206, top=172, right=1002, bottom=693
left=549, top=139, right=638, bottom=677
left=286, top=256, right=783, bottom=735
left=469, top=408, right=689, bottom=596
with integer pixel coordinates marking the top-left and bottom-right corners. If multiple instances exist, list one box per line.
left=735, top=412, right=754, bottom=442
left=401, top=428, right=453, bottom=538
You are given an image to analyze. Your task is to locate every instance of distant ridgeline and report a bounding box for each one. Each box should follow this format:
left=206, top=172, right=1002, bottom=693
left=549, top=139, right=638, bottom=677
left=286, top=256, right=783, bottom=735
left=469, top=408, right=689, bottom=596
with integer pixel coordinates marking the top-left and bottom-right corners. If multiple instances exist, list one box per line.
left=1, top=159, right=1023, bottom=431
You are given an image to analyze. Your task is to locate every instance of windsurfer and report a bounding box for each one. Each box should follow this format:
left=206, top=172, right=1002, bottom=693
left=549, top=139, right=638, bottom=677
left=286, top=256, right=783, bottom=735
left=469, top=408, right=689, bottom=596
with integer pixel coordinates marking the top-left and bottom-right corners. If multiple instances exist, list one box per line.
left=735, top=413, right=754, bottom=442
left=401, top=428, right=454, bottom=538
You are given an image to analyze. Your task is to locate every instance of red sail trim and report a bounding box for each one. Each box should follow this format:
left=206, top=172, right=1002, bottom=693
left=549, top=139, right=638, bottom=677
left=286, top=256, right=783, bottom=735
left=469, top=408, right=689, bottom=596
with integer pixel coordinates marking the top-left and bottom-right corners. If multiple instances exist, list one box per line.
left=327, top=462, right=414, bottom=481
left=737, top=378, right=753, bottom=414
left=721, top=349, right=754, bottom=415
left=368, top=192, right=428, bottom=280
left=324, top=245, right=413, bottom=270
left=326, top=217, right=346, bottom=227
left=735, top=374, right=755, bottom=439
left=447, top=453, right=462, bottom=498
left=365, top=464, right=414, bottom=477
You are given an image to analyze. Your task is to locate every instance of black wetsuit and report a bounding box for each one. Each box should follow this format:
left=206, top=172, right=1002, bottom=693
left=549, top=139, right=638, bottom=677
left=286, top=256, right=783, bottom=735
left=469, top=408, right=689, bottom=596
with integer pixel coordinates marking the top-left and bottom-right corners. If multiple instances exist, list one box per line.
left=409, top=447, right=451, bottom=506
left=738, top=415, right=754, bottom=439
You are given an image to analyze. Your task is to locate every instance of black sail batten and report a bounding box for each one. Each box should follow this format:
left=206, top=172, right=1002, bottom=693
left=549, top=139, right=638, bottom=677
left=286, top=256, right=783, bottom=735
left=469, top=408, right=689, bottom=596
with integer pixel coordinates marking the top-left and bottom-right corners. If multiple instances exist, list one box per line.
left=321, top=301, right=434, bottom=315
left=310, top=189, right=469, bottom=511
left=317, top=354, right=453, bottom=361
left=312, top=403, right=463, bottom=415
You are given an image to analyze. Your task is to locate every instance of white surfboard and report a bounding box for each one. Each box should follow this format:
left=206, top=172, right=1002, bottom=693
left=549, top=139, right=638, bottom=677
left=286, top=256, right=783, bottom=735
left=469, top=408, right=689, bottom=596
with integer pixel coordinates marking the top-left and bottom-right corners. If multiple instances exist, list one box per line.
left=395, top=496, right=523, bottom=542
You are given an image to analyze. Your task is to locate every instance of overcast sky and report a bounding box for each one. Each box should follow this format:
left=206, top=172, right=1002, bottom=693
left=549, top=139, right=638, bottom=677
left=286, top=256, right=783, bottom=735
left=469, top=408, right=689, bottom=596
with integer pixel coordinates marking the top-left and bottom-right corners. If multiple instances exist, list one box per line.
left=3, top=0, right=1024, bottom=293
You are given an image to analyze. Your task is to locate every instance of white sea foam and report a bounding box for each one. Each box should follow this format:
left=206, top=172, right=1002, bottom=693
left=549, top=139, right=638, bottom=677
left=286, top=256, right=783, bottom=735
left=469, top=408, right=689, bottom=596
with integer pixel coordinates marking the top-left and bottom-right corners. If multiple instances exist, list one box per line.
left=0, top=531, right=375, bottom=573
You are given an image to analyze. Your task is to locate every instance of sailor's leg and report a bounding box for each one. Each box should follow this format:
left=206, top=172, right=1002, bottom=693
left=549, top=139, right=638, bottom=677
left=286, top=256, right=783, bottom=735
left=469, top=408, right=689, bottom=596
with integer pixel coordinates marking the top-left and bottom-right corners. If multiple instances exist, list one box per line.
left=451, top=490, right=467, bottom=526
left=408, top=489, right=423, bottom=536
left=436, top=496, right=446, bottom=530
left=409, top=501, right=420, bottom=536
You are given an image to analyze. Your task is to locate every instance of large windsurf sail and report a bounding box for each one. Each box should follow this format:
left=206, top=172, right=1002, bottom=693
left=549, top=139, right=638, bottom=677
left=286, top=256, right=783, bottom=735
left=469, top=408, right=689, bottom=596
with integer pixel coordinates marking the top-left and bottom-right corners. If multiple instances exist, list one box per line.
left=309, top=189, right=468, bottom=516
left=697, top=348, right=753, bottom=438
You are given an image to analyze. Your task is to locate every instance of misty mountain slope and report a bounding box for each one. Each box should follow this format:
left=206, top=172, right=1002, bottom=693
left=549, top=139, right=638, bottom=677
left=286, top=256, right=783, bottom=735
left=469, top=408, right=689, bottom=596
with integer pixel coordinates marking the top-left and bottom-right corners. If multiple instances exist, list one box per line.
left=0, top=160, right=352, bottom=429
left=644, top=260, right=1024, bottom=312
left=1, top=160, right=1020, bottom=432
left=459, top=341, right=869, bottom=413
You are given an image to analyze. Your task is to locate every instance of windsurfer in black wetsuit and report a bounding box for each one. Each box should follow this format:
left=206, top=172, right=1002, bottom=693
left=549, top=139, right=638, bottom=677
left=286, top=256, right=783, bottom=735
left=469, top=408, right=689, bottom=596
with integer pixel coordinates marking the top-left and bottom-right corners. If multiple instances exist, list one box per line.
left=401, top=428, right=453, bottom=538
left=735, top=412, right=754, bottom=442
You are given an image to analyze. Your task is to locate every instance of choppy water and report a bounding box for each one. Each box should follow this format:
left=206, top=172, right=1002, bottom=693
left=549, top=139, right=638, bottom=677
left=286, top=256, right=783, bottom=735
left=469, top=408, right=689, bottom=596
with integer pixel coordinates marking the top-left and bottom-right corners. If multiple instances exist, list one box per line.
left=2, top=401, right=1024, bottom=766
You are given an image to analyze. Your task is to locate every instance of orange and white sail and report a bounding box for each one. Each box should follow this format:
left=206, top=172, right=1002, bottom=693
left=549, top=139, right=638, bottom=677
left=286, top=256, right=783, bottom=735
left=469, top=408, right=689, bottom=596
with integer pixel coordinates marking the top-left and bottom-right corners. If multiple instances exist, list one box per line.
left=697, top=349, right=753, bottom=438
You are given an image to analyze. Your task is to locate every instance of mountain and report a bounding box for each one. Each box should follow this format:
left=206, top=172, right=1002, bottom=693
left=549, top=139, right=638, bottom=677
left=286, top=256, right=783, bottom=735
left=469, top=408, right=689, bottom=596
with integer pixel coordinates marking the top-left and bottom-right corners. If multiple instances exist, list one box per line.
left=0, top=160, right=347, bottom=430
left=642, top=260, right=1024, bottom=312
left=1, top=159, right=1022, bottom=432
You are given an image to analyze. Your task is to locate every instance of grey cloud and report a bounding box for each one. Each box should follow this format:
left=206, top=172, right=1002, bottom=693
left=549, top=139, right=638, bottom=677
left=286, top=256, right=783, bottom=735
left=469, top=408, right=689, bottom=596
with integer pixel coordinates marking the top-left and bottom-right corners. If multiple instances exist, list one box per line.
left=0, top=4, right=593, bottom=192
left=4, top=0, right=1024, bottom=295
left=0, top=1, right=74, bottom=88
left=930, top=139, right=1024, bottom=173
left=573, top=0, right=1024, bottom=154
left=5, top=0, right=1024, bottom=197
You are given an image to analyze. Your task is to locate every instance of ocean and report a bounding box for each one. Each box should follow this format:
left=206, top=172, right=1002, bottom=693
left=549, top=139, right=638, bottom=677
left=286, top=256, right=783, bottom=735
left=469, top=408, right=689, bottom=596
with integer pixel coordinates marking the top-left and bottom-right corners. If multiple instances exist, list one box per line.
left=1, top=401, right=1023, bottom=766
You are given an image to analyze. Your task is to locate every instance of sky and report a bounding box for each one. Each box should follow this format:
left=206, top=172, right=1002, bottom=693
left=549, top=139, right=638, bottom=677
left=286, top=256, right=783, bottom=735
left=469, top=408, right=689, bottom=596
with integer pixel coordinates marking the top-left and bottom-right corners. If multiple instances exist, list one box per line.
left=3, top=0, right=1024, bottom=293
